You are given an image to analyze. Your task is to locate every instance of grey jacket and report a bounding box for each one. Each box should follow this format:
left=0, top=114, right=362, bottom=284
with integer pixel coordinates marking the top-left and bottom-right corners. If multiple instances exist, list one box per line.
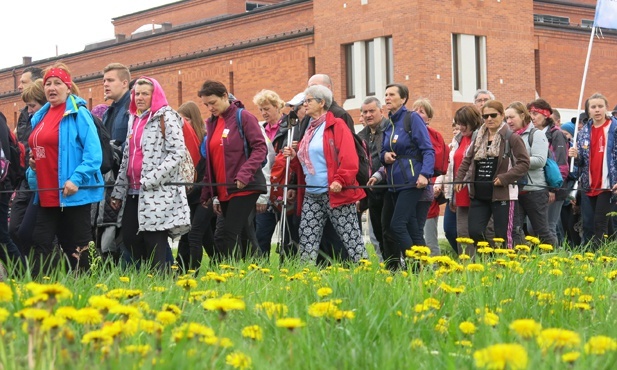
left=519, top=125, right=548, bottom=192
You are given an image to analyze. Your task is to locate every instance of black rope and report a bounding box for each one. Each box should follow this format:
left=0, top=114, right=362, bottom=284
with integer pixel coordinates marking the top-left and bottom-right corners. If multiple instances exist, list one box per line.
left=2, top=180, right=608, bottom=194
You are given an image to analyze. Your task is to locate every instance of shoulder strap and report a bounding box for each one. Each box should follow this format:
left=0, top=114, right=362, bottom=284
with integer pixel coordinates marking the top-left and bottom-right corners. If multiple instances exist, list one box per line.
left=527, top=127, right=536, bottom=147
left=503, top=129, right=513, bottom=161
left=236, top=108, right=250, bottom=159
left=403, top=111, right=412, bottom=133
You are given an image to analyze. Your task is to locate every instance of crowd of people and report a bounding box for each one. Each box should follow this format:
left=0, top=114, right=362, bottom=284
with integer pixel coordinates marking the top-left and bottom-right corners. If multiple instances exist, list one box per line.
left=1, top=61, right=616, bottom=279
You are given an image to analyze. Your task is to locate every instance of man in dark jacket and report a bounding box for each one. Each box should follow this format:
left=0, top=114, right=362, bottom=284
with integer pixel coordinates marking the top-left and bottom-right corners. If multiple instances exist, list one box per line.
left=98, top=63, right=132, bottom=264
left=357, top=97, right=388, bottom=262
left=102, top=63, right=131, bottom=172
left=16, top=67, right=43, bottom=153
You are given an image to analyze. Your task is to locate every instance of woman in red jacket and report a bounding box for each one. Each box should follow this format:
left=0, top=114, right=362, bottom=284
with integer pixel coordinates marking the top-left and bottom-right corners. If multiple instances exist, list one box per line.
left=283, top=85, right=368, bottom=264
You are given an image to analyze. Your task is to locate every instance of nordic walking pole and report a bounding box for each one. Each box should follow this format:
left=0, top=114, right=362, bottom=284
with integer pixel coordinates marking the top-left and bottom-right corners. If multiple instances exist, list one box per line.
left=280, top=124, right=295, bottom=253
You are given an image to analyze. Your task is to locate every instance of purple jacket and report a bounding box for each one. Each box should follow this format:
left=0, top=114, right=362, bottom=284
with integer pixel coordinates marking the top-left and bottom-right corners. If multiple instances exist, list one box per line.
left=200, top=100, right=267, bottom=203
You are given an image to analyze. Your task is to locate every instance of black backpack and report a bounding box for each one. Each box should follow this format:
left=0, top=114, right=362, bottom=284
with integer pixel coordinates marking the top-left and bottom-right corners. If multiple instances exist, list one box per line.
left=0, top=112, right=26, bottom=189
left=332, top=130, right=371, bottom=188
left=90, top=113, right=114, bottom=175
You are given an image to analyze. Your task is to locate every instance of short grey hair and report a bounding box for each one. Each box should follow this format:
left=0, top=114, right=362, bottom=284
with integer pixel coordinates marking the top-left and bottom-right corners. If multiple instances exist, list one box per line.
left=362, top=96, right=382, bottom=109
left=474, top=89, right=495, bottom=100
left=304, top=85, right=332, bottom=110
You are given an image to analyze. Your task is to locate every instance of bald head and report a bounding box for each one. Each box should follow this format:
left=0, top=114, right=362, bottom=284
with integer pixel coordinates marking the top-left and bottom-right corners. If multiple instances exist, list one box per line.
left=308, top=74, right=333, bottom=91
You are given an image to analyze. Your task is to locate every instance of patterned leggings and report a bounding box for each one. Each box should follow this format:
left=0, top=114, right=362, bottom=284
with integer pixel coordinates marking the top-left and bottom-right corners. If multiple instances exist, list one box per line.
left=298, top=192, right=368, bottom=264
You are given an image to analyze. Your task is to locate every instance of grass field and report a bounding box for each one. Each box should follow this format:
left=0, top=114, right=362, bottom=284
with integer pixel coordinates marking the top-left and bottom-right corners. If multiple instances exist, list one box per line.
left=1, top=240, right=616, bottom=370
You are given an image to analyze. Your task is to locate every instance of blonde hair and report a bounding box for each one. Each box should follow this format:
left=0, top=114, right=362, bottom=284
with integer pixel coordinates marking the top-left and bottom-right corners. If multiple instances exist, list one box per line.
left=178, top=101, right=206, bottom=142
left=22, top=79, right=46, bottom=106
left=253, top=89, right=284, bottom=109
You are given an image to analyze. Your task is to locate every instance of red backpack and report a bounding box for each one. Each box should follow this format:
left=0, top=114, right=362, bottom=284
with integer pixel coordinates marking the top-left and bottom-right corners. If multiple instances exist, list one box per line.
left=403, top=112, right=450, bottom=176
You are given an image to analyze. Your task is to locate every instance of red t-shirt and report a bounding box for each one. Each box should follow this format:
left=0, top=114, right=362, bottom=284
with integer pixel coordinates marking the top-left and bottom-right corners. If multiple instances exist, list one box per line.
left=588, top=119, right=610, bottom=197
left=28, top=103, right=66, bottom=207
left=454, top=135, right=471, bottom=207
left=209, top=116, right=253, bottom=202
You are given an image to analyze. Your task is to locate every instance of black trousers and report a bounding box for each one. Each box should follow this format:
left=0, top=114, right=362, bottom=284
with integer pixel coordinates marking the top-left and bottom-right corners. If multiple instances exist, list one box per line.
left=176, top=203, right=216, bottom=273
left=215, top=193, right=260, bottom=261
left=30, top=203, right=92, bottom=276
left=121, top=195, right=169, bottom=270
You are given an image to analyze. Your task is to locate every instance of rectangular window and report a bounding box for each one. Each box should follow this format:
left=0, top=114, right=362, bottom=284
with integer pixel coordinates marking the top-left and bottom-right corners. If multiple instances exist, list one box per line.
left=386, top=36, right=394, bottom=84
left=452, top=33, right=487, bottom=102
left=533, top=14, right=570, bottom=26
left=343, top=36, right=393, bottom=109
left=581, top=19, right=594, bottom=28
left=365, top=40, right=375, bottom=96
left=452, top=34, right=460, bottom=91
left=345, top=44, right=355, bottom=99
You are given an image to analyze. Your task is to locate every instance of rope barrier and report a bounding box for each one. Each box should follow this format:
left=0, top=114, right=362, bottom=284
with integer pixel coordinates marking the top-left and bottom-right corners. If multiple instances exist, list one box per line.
left=2, top=179, right=609, bottom=195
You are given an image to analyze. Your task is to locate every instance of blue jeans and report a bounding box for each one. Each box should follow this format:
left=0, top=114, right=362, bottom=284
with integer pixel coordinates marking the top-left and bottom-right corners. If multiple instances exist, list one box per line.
left=0, top=191, right=25, bottom=275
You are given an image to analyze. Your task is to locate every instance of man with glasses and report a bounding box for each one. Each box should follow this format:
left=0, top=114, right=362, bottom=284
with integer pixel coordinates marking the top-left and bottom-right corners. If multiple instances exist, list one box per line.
left=474, top=89, right=495, bottom=109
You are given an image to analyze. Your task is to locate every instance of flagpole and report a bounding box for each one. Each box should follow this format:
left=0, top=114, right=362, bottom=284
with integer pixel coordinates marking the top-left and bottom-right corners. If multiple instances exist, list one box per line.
left=570, top=25, right=596, bottom=172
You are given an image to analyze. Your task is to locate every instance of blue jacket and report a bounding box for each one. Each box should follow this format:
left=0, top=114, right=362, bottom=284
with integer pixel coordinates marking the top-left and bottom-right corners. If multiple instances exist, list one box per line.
left=380, top=107, right=435, bottom=191
left=575, top=116, right=617, bottom=192
left=28, top=94, right=104, bottom=207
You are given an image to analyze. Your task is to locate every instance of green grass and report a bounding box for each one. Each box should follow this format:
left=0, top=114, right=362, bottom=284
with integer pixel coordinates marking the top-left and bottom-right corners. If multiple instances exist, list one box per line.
left=1, top=242, right=617, bottom=370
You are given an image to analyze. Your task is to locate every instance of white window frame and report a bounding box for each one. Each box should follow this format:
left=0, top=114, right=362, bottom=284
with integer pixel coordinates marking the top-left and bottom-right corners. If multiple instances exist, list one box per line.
left=452, top=34, right=487, bottom=103
left=343, top=36, right=392, bottom=111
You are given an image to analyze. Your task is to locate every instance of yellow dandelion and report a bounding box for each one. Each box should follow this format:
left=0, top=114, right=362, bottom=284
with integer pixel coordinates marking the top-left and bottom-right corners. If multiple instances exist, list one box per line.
left=156, top=311, right=177, bottom=325
left=549, top=269, right=563, bottom=276
left=459, top=321, right=477, bottom=335
left=456, top=340, right=473, bottom=347
left=202, top=297, right=245, bottom=313
left=459, top=253, right=471, bottom=261
left=254, top=302, right=288, bottom=319
left=225, top=351, right=252, bottom=370
left=473, top=343, right=528, bottom=370
left=176, top=279, right=197, bottom=290
left=119, top=276, right=130, bottom=283
left=26, top=282, right=72, bottom=300
left=0, top=307, right=9, bottom=323
left=564, top=287, right=582, bottom=297
left=201, top=335, right=234, bottom=347
left=172, top=322, right=215, bottom=341
left=439, top=282, right=465, bottom=294
left=15, top=308, right=49, bottom=322
left=435, top=318, right=448, bottom=334
left=138, top=319, right=163, bottom=334
left=466, top=263, right=485, bottom=272
left=477, top=247, right=494, bottom=254
left=573, top=302, right=591, bottom=311
left=537, top=328, right=581, bottom=352
left=151, top=286, right=167, bottom=292
left=578, top=295, right=593, bottom=303
left=162, top=303, right=182, bottom=316
left=123, top=344, right=151, bottom=357
left=538, top=244, right=554, bottom=251
left=317, top=287, right=333, bottom=297
left=332, top=310, right=355, bottom=321
left=509, top=319, right=542, bottom=339
left=0, top=282, right=13, bottom=302
left=482, top=312, right=499, bottom=327
left=23, top=294, right=49, bottom=306
left=525, top=236, right=540, bottom=245
left=584, top=335, right=617, bottom=355
left=41, top=315, right=66, bottom=332
left=241, top=325, right=263, bottom=341
left=561, top=351, right=580, bottom=363
left=109, top=305, right=143, bottom=320
left=55, top=306, right=78, bottom=320
left=584, top=276, right=595, bottom=283
left=81, top=330, right=114, bottom=346
left=88, top=295, right=119, bottom=312
left=275, top=318, right=306, bottom=330
left=73, top=308, right=103, bottom=325
left=308, top=301, right=340, bottom=318
left=410, top=338, right=425, bottom=349
left=515, top=244, right=530, bottom=252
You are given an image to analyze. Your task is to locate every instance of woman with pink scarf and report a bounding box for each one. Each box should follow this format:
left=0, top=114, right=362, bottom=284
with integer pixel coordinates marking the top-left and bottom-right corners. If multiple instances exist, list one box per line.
left=283, top=85, right=368, bottom=264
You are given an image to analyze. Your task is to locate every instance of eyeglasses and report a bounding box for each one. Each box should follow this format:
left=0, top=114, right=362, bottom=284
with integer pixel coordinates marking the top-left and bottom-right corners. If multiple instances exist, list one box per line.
left=482, top=113, right=499, bottom=120
left=304, top=98, right=320, bottom=104
left=475, top=98, right=490, bottom=104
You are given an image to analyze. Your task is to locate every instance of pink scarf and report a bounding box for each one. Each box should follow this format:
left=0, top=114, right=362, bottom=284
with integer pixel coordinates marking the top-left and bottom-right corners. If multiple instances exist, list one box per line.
left=298, top=113, right=327, bottom=175
left=515, top=124, right=530, bottom=136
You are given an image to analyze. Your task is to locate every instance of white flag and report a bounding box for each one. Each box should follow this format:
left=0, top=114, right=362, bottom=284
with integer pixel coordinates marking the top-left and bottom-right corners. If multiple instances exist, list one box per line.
left=594, top=0, right=617, bottom=29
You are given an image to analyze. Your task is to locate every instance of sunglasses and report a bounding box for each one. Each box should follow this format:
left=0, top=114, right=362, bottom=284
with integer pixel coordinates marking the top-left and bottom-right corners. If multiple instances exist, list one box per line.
left=482, top=113, right=499, bottom=119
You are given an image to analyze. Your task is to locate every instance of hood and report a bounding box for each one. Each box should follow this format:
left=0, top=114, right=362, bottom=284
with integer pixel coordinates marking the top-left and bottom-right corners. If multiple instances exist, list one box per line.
left=129, top=76, right=169, bottom=116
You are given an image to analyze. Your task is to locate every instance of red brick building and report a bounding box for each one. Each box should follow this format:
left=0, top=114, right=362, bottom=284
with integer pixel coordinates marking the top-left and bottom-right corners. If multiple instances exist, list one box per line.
left=0, top=0, right=614, bottom=142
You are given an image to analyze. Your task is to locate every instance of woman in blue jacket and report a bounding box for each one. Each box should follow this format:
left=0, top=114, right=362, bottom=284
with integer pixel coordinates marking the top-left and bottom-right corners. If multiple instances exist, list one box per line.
left=27, top=63, right=104, bottom=276
left=380, top=83, right=435, bottom=269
